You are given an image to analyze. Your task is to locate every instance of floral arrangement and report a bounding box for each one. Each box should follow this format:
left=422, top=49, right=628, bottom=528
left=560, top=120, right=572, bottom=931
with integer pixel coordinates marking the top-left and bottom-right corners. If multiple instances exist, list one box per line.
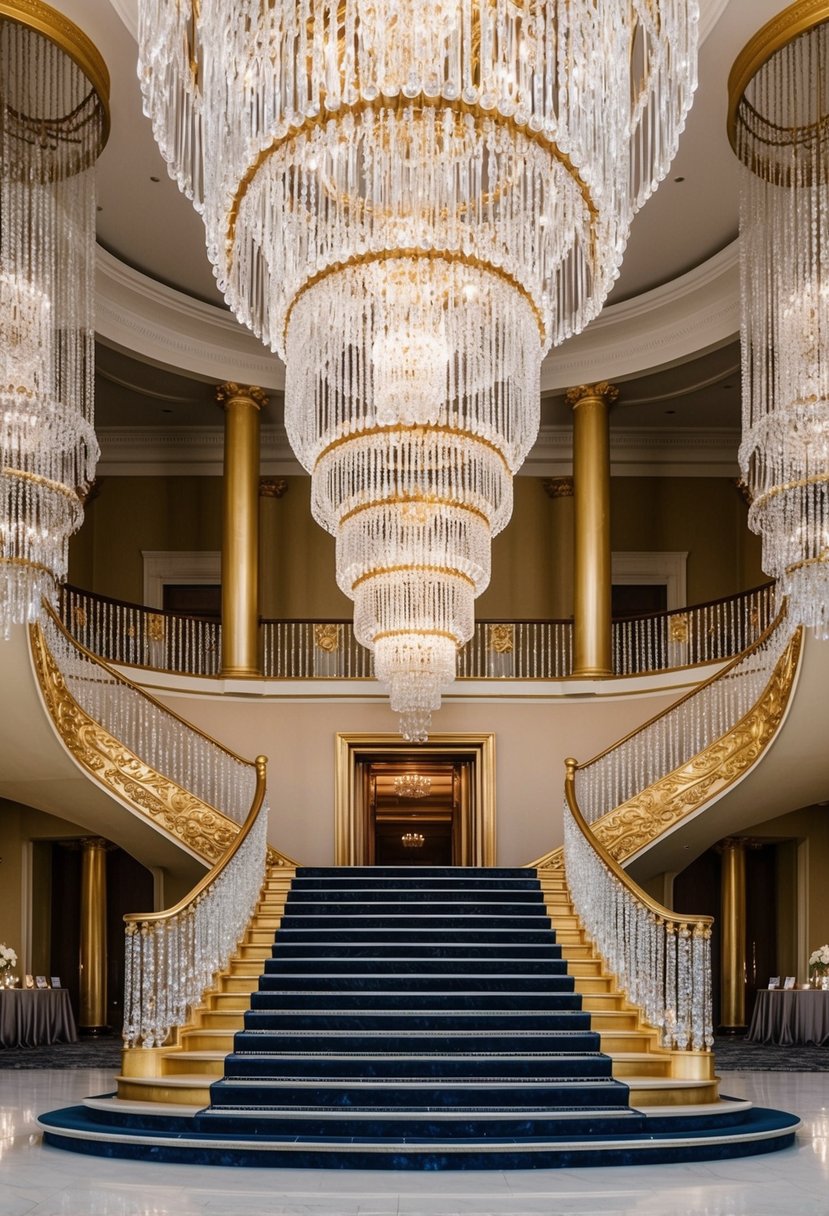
left=809, top=945, right=829, bottom=979
left=0, top=944, right=17, bottom=974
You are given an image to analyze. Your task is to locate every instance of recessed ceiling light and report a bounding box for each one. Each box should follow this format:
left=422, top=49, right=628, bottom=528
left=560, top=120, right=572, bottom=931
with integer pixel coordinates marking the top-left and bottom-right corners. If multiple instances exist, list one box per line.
left=150, top=175, right=160, bottom=183
left=674, top=175, right=685, bottom=182
left=665, top=409, right=676, bottom=415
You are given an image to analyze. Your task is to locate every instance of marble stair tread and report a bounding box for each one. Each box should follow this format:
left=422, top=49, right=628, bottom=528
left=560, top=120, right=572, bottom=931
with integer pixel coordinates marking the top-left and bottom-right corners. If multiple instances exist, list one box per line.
left=86, top=1095, right=208, bottom=1118
left=115, top=1073, right=222, bottom=1088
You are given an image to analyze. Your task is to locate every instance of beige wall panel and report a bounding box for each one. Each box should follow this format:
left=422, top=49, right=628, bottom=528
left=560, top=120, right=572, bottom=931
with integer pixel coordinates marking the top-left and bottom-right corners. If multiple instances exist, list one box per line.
left=611, top=478, right=764, bottom=604
left=152, top=691, right=678, bottom=867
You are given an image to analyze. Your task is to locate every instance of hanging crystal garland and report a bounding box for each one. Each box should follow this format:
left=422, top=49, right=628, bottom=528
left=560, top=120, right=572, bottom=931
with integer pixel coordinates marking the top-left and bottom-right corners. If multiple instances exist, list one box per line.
left=729, top=6, right=829, bottom=640
left=0, top=6, right=108, bottom=639
left=139, top=0, right=698, bottom=738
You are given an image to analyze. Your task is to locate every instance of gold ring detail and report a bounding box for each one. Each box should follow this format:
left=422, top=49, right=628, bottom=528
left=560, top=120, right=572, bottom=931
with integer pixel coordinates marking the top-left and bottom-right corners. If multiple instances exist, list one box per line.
left=314, top=421, right=512, bottom=476
left=283, top=246, right=546, bottom=345
left=339, top=495, right=490, bottom=528
left=226, top=93, right=597, bottom=274
left=0, top=0, right=111, bottom=149
left=750, top=470, right=829, bottom=511
left=352, top=563, right=476, bottom=591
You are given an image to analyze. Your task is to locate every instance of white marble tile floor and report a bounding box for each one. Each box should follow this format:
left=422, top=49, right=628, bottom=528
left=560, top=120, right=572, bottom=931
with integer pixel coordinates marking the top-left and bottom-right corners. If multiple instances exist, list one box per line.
left=0, top=1068, right=826, bottom=1216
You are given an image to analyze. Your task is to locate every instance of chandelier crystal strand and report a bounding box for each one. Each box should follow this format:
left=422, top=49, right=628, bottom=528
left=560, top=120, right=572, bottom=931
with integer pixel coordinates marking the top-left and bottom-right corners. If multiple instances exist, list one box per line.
left=139, top=0, right=698, bottom=737
left=730, top=11, right=829, bottom=639
left=0, top=9, right=108, bottom=637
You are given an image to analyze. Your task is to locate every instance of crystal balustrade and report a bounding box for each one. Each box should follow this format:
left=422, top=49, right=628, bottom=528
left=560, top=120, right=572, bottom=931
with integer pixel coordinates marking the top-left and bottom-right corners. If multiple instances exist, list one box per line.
left=41, top=605, right=254, bottom=826
left=123, top=757, right=268, bottom=1048
left=60, top=582, right=775, bottom=682
left=563, top=759, right=714, bottom=1052
left=575, top=600, right=790, bottom=828
left=61, top=585, right=221, bottom=676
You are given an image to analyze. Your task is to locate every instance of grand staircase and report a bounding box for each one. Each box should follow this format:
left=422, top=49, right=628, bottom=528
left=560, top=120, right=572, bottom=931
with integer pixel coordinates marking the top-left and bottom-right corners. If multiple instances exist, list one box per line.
left=39, top=864, right=799, bottom=1168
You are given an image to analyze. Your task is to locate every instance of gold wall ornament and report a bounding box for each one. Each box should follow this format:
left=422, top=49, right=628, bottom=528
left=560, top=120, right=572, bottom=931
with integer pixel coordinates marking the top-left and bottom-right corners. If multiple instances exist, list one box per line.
left=30, top=624, right=240, bottom=865
left=669, top=613, right=689, bottom=645
left=527, top=845, right=565, bottom=871
left=146, top=613, right=165, bottom=643
left=488, top=623, right=515, bottom=655
left=259, top=477, right=288, bottom=499
left=314, top=623, right=341, bottom=653
left=588, top=629, right=802, bottom=864
left=543, top=477, right=574, bottom=500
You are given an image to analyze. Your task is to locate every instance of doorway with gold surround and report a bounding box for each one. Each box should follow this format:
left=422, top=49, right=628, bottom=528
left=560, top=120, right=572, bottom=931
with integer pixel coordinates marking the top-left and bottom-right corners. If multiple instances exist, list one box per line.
left=334, top=734, right=495, bottom=867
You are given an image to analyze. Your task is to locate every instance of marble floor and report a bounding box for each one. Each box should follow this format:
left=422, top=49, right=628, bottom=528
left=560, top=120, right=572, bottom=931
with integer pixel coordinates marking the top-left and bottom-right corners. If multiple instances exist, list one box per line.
left=0, top=1069, right=826, bottom=1216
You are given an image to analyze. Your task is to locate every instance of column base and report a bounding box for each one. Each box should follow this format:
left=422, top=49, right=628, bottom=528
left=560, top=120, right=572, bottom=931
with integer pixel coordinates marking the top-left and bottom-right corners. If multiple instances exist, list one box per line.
left=220, top=666, right=261, bottom=678
left=572, top=667, right=613, bottom=679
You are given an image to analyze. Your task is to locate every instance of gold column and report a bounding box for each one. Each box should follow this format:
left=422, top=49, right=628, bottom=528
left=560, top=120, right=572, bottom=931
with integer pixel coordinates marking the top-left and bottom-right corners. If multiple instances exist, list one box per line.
left=216, top=382, right=267, bottom=676
left=543, top=477, right=574, bottom=620
left=566, top=382, right=618, bottom=677
left=79, top=837, right=108, bottom=1034
left=719, top=837, right=747, bottom=1033
left=258, top=477, right=288, bottom=621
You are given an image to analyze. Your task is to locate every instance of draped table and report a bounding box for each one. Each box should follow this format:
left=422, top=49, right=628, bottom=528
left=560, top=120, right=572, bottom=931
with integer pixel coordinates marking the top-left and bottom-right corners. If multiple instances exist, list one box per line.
left=747, top=989, right=829, bottom=1046
left=0, top=989, right=78, bottom=1048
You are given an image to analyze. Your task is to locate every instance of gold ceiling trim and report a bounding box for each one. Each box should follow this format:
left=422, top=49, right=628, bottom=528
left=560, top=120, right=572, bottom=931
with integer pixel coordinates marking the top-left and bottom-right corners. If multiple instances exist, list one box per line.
left=30, top=622, right=240, bottom=865
left=590, top=628, right=803, bottom=864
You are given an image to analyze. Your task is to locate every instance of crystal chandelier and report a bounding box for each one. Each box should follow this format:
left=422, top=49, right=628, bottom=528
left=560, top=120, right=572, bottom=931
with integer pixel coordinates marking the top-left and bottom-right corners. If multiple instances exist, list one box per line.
left=139, top=0, right=698, bottom=737
left=729, top=6, right=829, bottom=639
left=394, top=773, right=432, bottom=799
left=401, top=832, right=426, bottom=849
left=0, top=4, right=108, bottom=638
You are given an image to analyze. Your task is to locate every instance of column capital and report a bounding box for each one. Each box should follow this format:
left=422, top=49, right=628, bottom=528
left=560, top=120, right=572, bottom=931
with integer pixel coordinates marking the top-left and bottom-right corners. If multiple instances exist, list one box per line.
left=543, top=476, right=574, bottom=500
left=259, top=477, right=289, bottom=500
left=565, top=381, right=619, bottom=410
left=216, top=381, right=269, bottom=411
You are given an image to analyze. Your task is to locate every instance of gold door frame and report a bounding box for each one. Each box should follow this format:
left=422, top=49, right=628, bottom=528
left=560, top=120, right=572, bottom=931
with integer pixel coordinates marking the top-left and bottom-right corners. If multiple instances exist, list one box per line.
left=334, top=733, right=496, bottom=867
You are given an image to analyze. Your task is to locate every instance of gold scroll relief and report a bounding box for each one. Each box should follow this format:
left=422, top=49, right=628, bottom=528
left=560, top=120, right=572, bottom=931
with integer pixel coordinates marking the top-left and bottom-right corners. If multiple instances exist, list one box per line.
left=30, top=623, right=239, bottom=865
left=530, top=627, right=802, bottom=870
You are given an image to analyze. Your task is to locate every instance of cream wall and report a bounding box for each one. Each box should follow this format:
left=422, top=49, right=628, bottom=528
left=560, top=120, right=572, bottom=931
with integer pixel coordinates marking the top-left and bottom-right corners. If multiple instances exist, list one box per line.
left=152, top=688, right=680, bottom=867
left=70, top=473, right=764, bottom=615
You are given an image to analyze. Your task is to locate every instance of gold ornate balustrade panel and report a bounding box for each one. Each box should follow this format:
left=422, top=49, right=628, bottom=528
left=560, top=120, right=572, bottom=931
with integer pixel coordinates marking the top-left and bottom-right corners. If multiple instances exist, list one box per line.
left=588, top=629, right=802, bottom=862
left=30, top=623, right=240, bottom=865
left=529, top=620, right=802, bottom=871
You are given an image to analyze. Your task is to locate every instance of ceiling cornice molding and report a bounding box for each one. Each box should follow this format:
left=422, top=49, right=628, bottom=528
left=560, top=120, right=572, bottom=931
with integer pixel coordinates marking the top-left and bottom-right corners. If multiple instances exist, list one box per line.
left=540, top=241, right=740, bottom=392
left=95, top=246, right=286, bottom=390
left=96, top=239, right=738, bottom=396
left=96, top=423, right=740, bottom=480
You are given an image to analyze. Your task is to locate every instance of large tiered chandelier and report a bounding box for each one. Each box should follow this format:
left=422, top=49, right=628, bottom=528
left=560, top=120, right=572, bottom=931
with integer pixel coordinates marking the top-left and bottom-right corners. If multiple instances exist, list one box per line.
left=139, top=0, right=697, bottom=738
left=0, top=4, right=108, bottom=638
left=729, top=4, right=829, bottom=640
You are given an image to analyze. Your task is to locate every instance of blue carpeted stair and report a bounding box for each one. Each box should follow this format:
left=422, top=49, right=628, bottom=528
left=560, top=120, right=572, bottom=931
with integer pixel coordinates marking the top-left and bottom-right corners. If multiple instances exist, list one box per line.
left=39, top=866, right=800, bottom=1167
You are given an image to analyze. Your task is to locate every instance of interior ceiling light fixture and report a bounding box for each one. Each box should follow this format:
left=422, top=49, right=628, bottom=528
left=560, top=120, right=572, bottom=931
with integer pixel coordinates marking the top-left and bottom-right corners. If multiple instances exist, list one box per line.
left=401, top=832, right=426, bottom=849
left=394, top=773, right=432, bottom=799
left=0, top=2, right=108, bottom=639
left=139, top=0, right=698, bottom=738
left=729, top=2, right=829, bottom=640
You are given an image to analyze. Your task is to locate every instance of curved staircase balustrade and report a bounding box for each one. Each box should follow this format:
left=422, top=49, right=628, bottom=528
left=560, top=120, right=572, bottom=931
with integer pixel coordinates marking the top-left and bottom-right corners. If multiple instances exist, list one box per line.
left=574, top=605, right=800, bottom=861
left=531, top=605, right=800, bottom=872
left=123, top=757, right=269, bottom=1049
left=61, top=581, right=775, bottom=681
left=33, top=605, right=255, bottom=860
left=564, top=759, right=713, bottom=1052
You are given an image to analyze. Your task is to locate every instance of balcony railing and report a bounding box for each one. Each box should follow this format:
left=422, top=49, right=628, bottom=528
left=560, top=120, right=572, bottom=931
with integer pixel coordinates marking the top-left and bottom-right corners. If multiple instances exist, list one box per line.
left=59, top=581, right=776, bottom=682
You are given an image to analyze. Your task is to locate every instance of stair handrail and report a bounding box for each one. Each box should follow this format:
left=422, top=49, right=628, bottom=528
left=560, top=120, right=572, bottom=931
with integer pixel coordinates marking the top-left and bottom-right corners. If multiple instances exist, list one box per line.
left=573, top=600, right=796, bottom=832
left=36, top=602, right=255, bottom=831
left=563, top=758, right=714, bottom=1051
left=123, top=755, right=269, bottom=1048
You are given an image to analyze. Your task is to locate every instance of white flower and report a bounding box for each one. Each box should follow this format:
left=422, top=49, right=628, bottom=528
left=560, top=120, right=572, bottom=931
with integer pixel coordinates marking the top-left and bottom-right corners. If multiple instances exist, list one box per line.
left=809, top=944, right=829, bottom=971
left=0, top=944, right=17, bottom=968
